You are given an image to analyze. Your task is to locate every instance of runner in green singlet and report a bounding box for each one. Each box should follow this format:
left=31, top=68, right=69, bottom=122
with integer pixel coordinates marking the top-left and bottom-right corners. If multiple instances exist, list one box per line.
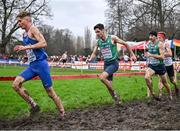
left=145, top=31, right=172, bottom=100
left=88, top=23, right=136, bottom=106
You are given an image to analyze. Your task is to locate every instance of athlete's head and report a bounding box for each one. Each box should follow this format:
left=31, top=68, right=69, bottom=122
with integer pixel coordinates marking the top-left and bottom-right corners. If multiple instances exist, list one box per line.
left=157, top=32, right=166, bottom=42
left=17, top=11, right=31, bottom=29
left=94, top=23, right=105, bottom=39
left=149, top=31, right=157, bottom=42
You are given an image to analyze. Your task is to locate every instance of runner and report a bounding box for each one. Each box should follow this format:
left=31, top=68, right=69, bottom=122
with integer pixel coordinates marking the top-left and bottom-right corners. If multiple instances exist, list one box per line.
left=145, top=31, right=172, bottom=100
left=157, top=32, right=179, bottom=97
left=88, top=23, right=136, bottom=105
left=12, top=11, right=65, bottom=117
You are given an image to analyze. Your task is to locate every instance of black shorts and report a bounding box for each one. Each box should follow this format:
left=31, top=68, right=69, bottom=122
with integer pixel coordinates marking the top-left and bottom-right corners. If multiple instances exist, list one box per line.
left=104, top=60, right=119, bottom=81
left=165, top=65, right=174, bottom=77
left=148, top=64, right=166, bottom=75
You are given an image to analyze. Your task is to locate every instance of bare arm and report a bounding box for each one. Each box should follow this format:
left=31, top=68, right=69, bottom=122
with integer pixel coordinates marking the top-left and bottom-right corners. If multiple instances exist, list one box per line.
left=147, top=42, right=164, bottom=59
left=112, top=35, right=136, bottom=61
left=164, top=43, right=172, bottom=57
left=27, top=26, right=47, bottom=49
left=14, top=26, right=47, bottom=52
left=89, top=46, right=98, bottom=61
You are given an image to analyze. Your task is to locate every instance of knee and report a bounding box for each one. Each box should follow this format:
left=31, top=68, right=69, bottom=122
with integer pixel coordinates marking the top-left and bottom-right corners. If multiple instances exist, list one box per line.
left=12, top=81, right=20, bottom=91
left=144, top=75, right=150, bottom=80
left=48, top=91, right=57, bottom=99
left=98, top=74, right=106, bottom=82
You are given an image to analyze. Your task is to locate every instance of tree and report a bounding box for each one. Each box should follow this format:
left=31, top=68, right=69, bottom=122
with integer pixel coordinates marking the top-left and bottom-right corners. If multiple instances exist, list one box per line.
left=75, top=36, right=84, bottom=55
left=0, top=0, right=51, bottom=54
left=84, top=27, right=92, bottom=49
left=105, top=0, right=133, bottom=39
left=105, top=0, right=180, bottom=41
left=127, top=0, right=180, bottom=40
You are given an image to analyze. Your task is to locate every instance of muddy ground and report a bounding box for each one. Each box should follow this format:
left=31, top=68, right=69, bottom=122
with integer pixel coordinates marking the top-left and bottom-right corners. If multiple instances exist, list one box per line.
left=0, top=96, right=180, bottom=130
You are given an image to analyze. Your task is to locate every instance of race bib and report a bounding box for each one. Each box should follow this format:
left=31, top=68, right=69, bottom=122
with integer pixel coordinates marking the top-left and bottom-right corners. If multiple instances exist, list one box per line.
left=149, top=57, right=160, bottom=65
left=164, top=57, right=173, bottom=66
left=101, top=47, right=112, bottom=59
left=26, top=49, right=36, bottom=63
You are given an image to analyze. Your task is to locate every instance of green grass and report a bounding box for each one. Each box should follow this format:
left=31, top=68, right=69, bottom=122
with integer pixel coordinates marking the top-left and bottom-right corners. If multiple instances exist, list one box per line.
left=0, top=64, right=139, bottom=76
left=0, top=65, right=179, bottom=119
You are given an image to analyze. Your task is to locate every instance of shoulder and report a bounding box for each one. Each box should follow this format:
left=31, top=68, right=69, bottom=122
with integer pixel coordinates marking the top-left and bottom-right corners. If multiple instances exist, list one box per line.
left=158, top=41, right=164, bottom=48
left=111, top=35, right=125, bottom=44
left=30, top=26, right=40, bottom=34
left=164, top=40, right=170, bottom=48
left=111, top=35, right=118, bottom=41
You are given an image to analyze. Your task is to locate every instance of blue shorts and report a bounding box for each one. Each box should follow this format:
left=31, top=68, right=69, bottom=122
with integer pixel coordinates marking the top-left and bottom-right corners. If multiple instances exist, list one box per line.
left=148, top=64, right=166, bottom=75
left=19, top=59, right=52, bottom=89
left=104, top=60, right=119, bottom=81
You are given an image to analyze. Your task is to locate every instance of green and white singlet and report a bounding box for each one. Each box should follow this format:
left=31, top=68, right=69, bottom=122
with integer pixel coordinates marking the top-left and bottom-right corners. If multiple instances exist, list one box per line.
left=97, top=35, right=118, bottom=63
left=147, top=41, right=163, bottom=66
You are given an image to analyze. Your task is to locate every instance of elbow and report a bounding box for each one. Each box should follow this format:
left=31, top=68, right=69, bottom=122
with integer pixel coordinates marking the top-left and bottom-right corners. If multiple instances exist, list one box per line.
left=42, top=41, right=47, bottom=48
left=160, top=55, right=164, bottom=59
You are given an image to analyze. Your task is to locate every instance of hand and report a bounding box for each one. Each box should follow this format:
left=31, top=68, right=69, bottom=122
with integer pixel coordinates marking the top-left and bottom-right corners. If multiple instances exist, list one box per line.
left=13, top=45, right=20, bottom=52
left=13, top=45, right=28, bottom=52
left=145, top=52, right=151, bottom=57
left=130, top=54, right=137, bottom=62
left=86, top=58, right=91, bottom=63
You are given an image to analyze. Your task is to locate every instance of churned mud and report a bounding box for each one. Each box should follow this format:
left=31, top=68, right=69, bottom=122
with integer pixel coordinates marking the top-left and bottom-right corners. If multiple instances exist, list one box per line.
left=1, top=96, right=180, bottom=130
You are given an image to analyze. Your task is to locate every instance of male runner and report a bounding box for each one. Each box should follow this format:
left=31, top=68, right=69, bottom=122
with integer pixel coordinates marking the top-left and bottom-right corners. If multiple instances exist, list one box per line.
left=88, top=23, right=136, bottom=105
left=145, top=31, right=172, bottom=100
left=12, top=11, right=65, bottom=117
left=157, top=32, right=179, bottom=97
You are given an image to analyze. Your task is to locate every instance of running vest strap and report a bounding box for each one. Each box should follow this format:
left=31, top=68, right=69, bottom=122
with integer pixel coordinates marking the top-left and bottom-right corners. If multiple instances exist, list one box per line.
left=147, top=41, right=163, bottom=65
left=23, top=35, right=48, bottom=63
left=97, top=35, right=118, bottom=62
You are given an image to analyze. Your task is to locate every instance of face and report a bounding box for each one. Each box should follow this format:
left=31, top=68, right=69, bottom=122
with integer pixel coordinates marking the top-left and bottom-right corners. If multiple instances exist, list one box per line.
left=94, top=28, right=104, bottom=39
left=149, top=34, right=156, bottom=42
left=17, top=16, right=30, bottom=29
left=157, top=36, right=164, bottom=42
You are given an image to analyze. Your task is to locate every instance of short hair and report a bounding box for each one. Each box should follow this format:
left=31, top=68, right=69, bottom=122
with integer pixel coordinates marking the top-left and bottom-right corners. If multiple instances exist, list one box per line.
left=94, top=23, right=104, bottom=30
left=149, top=31, right=157, bottom=37
left=17, top=11, right=31, bottom=18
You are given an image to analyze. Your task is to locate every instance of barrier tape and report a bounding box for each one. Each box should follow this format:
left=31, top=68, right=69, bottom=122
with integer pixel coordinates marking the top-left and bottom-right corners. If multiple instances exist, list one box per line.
left=0, top=72, right=145, bottom=81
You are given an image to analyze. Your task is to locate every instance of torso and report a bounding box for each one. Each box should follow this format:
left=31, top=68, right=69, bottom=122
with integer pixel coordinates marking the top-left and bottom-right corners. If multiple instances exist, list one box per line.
left=163, top=41, right=173, bottom=66
left=22, top=26, right=47, bottom=63
left=97, top=35, right=118, bottom=63
left=147, top=41, right=163, bottom=66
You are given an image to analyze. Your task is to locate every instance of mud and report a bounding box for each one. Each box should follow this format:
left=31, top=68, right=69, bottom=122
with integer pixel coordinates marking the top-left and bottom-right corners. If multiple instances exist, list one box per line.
left=1, top=96, right=180, bottom=130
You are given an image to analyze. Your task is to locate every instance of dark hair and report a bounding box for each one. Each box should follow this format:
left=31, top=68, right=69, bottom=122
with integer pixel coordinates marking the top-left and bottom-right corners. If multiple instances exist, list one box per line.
left=17, top=11, right=31, bottom=18
left=94, top=23, right=104, bottom=30
left=149, top=31, right=157, bottom=37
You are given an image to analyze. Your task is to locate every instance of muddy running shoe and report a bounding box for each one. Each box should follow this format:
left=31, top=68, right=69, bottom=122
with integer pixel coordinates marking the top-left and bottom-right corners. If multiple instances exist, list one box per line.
left=152, top=95, right=161, bottom=101
left=30, top=105, right=40, bottom=115
left=169, top=95, right=173, bottom=101
left=113, top=92, right=122, bottom=106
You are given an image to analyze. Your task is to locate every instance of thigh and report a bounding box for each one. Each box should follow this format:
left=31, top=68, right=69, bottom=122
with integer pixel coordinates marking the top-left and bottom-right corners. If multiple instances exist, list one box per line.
left=99, top=71, right=109, bottom=79
left=13, top=76, right=25, bottom=87
left=104, top=61, right=119, bottom=81
left=145, top=67, right=155, bottom=78
left=19, top=67, right=37, bottom=81
left=159, top=74, right=168, bottom=83
left=104, top=61, right=119, bottom=76
left=37, top=60, right=53, bottom=89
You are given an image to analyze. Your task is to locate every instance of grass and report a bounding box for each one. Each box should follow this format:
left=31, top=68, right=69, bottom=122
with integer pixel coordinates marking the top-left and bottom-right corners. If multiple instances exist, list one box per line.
left=0, top=64, right=139, bottom=76
left=0, top=64, right=179, bottom=119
